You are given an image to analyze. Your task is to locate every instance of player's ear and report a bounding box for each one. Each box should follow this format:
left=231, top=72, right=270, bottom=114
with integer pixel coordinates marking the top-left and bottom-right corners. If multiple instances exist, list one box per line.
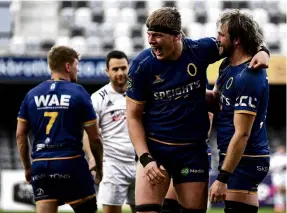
left=173, top=34, right=181, bottom=42
left=234, top=37, right=240, bottom=47
left=65, top=62, right=71, bottom=73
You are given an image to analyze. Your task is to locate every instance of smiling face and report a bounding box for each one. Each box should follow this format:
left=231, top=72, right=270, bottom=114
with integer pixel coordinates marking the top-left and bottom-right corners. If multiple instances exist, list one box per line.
left=216, top=23, right=235, bottom=58
left=106, top=58, right=128, bottom=87
left=148, top=31, right=179, bottom=60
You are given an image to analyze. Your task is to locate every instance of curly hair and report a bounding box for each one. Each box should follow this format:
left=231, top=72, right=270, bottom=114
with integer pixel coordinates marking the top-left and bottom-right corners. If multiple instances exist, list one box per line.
left=217, top=9, right=263, bottom=55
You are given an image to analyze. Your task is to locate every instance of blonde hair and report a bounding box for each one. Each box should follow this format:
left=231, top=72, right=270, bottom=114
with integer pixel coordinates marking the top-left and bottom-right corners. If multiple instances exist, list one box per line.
left=146, top=7, right=181, bottom=32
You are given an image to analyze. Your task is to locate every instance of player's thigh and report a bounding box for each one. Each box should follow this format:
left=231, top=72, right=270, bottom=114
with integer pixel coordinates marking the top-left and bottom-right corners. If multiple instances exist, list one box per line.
left=136, top=162, right=170, bottom=205
left=172, top=143, right=209, bottom=209
left=98, top=160, right=132, bottom=205
left=59, top=158, right=96, bottom=204
left=102, top=205, right=122, bottom=213
left=220, top=155, right=270, bottom=206
left=226, top=191, right=259, bottom=206
left=165, top=179, right=177, bottom=200
left=36, top=201, right=58, bottom=213
left=175, top=182, right=208, bottom=209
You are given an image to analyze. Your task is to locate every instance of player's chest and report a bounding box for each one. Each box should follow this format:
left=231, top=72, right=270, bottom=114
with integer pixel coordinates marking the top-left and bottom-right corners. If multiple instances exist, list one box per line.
left=149, top=58, right=206, bottom=90
left=218, top=75, right=237, bottom=110
left=100, top=96, right=126, bottom=123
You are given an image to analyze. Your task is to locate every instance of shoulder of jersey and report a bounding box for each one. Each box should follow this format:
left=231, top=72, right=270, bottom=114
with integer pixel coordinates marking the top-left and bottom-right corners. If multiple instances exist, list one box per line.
left=91, top=84, right=110, bottom=102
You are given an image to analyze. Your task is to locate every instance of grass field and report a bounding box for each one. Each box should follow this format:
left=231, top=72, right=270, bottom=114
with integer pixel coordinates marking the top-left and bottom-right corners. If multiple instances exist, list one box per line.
left=0, top=207, right=276, bottom=213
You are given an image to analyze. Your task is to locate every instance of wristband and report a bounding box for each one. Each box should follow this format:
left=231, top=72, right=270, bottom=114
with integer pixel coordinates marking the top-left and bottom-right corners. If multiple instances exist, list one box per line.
left=139, top=153, right=155, bottom=167
left=257, top=46, right=270, bottom=57
left=216, top=169, right=231, bottom=183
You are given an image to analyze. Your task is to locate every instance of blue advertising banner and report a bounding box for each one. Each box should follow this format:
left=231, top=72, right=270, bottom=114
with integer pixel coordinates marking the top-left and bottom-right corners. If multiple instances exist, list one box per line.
left=0, top=57, right=110, bottom=84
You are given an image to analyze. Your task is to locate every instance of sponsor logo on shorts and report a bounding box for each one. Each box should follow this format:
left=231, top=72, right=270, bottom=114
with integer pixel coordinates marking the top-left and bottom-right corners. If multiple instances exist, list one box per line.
left=181, top=167, right=189, bottom=176
left=181, top=167, right=205, bottom=176
left=257, top=166, right=269, bottom=173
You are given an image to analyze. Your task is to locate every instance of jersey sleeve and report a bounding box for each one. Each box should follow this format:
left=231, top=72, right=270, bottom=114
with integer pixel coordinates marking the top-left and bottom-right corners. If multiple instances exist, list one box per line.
left=78, top=86, right=97, bottom=126
left=193, top=37, right=220, bottom=64
left=17, top=94, right=29, bottom=123
left=234, top=69, right=267, bottom=115
left=126, top=58, right=148, bottom=104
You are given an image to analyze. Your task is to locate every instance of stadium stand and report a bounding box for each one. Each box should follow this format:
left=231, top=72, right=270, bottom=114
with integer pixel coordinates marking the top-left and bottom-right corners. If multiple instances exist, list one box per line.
left=0, top=0, right=284, bottom=57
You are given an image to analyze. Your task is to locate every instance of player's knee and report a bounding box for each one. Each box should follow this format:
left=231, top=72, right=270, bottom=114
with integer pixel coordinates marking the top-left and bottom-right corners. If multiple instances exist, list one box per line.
left=73, top=196, right=97, bottom=213
left=224, top=200, right=258, bottom=213
left=135, top=203, right=162, bottom=212
left=161, top=199, right=180, bottom=213
left=180, top=206, right=206, bottom=213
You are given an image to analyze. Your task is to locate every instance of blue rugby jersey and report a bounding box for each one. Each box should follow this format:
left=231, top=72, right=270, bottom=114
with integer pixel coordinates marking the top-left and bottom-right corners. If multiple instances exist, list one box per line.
left=126, top=38, right=220, bottom=144
left=17, top=79, right=97, bottom=160
left=215, top=59, right=270, bottom=155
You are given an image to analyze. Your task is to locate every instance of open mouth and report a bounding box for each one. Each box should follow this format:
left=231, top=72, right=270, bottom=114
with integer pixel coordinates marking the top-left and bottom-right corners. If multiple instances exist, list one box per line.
left=152, top=47, right=163, bottom=56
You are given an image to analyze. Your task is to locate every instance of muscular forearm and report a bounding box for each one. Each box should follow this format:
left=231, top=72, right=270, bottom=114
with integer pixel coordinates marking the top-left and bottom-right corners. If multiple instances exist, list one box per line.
left=89, top=139, right=103, bottom=170
left=127, top=117, right=149, bottom=157
left=83, top=132, right=95, bottom=161
left=221, top=133, right=249, bottom=173
left=16, top=135, right=31, bottom=170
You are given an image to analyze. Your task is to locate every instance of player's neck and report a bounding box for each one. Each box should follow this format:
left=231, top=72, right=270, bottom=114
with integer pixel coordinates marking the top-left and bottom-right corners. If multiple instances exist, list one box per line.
left=229, top=48, right=252, bottom=66
left=51, top=72, right=70, bottom=81
left=111, top=83, right=126, bottom=94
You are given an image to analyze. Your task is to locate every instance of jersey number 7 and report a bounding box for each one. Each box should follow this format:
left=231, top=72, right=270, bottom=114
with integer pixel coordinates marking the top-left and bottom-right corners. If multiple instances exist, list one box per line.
left=44, top=112, right=58, bottom=134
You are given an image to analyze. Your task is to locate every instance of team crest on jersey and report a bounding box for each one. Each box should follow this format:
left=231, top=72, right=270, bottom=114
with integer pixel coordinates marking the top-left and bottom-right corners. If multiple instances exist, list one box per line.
left=127, top=76, right=133, bottom=91
left=153, top=75, right=164, bottom=84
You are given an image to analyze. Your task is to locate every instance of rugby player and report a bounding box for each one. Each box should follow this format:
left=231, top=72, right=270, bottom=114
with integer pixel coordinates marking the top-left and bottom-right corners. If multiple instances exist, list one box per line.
left=207, top=10, right=270, bottom=213
left=126, top=7, right=270, bottom=213
left=16, top=45, right=103, bottom=213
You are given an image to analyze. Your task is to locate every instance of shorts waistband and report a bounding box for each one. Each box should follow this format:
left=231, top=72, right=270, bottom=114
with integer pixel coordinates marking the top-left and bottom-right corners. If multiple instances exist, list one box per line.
left=148, top=137, right=195, bottom=146
left=220, top=153, right=270, bottom=158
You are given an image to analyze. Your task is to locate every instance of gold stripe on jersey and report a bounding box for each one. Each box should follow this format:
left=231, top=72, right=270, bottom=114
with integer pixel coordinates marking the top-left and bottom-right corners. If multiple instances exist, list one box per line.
left=66, top=194, right=96, bottom=205
left=17, top=117, right=28, bottom=122
left=220, top=153, right=270, bottom=158
left=32, top=155, right=82, bottom=162
left=148, top=137, right=193, bottom=146
left=126, top=96, right=145, bottom=104
left=235, top=110, right=256, bottom=116
left=84, top=119, right=97, bottom=126
left=227, top=189, right=257, bottom=194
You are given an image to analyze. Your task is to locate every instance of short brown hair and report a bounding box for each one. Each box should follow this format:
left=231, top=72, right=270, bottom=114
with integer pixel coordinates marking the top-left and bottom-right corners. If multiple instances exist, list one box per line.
left=217, top=9, right=263, bottom=55
left=47, top=45, right=80, bottom=71
left=146, top=7, right=181, bottom=32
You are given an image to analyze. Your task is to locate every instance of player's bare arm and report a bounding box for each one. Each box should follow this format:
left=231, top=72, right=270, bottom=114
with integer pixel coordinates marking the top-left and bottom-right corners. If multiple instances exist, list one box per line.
left=16, top=120, right=31, bottom=183
left=210, top=113, right=255, bottom=203
left=126, top=100, right=166, bottom=185
left=83, top=131, right=96, bottom=169
left=206, top=85, right=220, bottom=105
left=84, top=121, right=103, bottom=184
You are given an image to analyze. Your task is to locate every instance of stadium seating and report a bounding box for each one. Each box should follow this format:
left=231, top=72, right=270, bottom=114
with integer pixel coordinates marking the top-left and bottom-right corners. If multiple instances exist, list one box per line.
left=5, top=0, right=287, bottom=56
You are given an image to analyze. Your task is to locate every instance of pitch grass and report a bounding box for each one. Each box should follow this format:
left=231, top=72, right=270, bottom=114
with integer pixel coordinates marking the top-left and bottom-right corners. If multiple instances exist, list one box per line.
left=0, top=207, right=275, bottom=213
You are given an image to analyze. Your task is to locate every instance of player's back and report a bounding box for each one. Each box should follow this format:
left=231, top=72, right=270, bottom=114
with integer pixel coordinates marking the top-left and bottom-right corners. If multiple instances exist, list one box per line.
left=18, top=79, right=96, bottom=160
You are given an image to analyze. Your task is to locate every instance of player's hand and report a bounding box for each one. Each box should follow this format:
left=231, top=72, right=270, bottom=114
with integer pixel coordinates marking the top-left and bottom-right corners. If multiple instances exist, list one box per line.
left=249, top=50, right=269, bottom=69
left=25, top=167, right=32, bottom=183
left=209, top=180, right=227, bottom=203
left=94, top=167, right=103, bottom=185
left=144, top=161, right=166, bottom=186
